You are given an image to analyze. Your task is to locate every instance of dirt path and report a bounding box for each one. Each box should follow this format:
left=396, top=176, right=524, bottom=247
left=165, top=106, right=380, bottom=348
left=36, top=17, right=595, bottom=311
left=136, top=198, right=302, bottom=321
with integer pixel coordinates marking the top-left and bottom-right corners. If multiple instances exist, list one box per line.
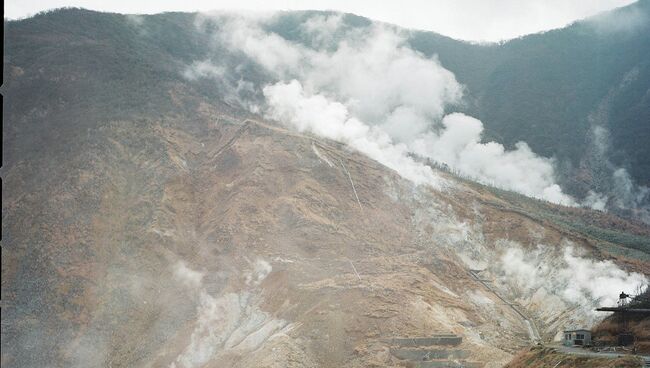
left=469, top=270, right=541, bottom=343
left=555, top=345, right=650, bottom=367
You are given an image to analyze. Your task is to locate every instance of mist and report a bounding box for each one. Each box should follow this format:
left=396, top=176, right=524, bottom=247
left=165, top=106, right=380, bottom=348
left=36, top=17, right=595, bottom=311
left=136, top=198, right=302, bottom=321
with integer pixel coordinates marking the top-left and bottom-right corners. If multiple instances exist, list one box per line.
left=171, top=260, right=288, bottom=368
left=185, top=12, right=577, bottom=204
left=5, top=7, right=650, bottom=368
left=584, top=124, right=650, bottom=221
left=498, top=244, right=648, bottom=320
left=586, top=3, right=648, bottom=34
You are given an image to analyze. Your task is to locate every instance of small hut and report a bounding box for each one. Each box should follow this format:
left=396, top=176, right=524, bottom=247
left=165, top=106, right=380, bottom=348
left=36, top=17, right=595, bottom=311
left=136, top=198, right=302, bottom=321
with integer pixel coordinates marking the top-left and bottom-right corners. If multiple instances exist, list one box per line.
left=563, top=329, right=592, bottom=346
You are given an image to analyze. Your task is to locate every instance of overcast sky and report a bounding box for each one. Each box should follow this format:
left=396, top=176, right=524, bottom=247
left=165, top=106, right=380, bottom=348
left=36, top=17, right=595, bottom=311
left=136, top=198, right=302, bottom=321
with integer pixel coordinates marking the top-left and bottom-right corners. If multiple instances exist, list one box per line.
left=5, top=0, right=637, bottom=41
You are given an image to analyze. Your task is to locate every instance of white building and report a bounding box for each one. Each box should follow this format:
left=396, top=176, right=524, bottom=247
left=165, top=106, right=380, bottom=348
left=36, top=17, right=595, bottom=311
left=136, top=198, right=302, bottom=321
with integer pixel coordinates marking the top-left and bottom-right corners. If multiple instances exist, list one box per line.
left=563, top=329, right=592, bottom=346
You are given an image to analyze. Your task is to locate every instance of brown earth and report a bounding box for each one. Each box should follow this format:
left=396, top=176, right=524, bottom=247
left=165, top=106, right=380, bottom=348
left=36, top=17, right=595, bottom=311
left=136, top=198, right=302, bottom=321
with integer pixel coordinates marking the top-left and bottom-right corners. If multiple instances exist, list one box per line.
left=505, top=346, right=643, bottom=368
left=3, top=10, right=650, bottom=367
left=3, top=107, right=649, bottom=367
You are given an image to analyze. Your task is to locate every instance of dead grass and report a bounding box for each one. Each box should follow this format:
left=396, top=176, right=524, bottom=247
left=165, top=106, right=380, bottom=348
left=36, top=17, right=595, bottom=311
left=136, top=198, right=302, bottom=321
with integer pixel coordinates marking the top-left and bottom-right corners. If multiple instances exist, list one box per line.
left=593, top=314, right=650, bottom=353
left=505, top=347, right=643, bottom=368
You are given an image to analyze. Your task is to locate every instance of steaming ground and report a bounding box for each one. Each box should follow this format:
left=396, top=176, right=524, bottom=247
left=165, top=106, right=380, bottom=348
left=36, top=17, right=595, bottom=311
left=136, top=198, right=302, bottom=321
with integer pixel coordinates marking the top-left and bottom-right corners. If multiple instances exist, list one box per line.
left=3, top=9, right=650, bottom=368
left=3, top=107, right=648, bottom=367
left=184, top=12, right=578, bottom=205
left=170, top=260, right=290, bottom=368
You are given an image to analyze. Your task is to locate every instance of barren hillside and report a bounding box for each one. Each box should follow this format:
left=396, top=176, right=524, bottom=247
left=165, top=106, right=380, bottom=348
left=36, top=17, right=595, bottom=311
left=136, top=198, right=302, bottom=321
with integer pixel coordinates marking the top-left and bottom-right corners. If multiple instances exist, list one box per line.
left=2, top=8, right=650, bottom=368
left=3, top=109, right=649, bottom=367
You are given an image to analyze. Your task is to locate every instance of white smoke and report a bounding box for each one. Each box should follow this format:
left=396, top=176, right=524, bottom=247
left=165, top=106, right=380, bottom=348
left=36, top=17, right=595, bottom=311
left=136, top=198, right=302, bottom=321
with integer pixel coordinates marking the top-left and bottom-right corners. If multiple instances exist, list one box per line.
left=586, top=4, right=648, bottom=34
left=217, top=12, right=304, bottom=75
left=499, top=244, right=647, bottom=317
left=171, top=260, right=287, bottom=368
left=125, top=14, right=145, bottom=26
left=612, top=168, right=650, bottom=212
left=264, top=80, right=444, bottom=187
left=173, top=261, right=205, bottom=288
left=189, top=12, right=576, bottom=204
left=182, top=60, right=226, bottom=81
left=410, top=113, right=574, bottom=204
left=582, top=190, right=608, bottom=211
left=245, top=259, right=273, bottom=286
left=560, top=248, right=646, bottom=306
left=300, top=13, right=345, bottom=48
left=585, top=125, right=650, bottom=220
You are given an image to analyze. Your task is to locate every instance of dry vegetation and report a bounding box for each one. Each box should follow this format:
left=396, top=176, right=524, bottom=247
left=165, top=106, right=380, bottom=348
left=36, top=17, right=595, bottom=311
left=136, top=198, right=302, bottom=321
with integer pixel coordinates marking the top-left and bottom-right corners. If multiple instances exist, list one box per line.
left=505, top=347, right=643, bottom=368
left=592, top=288, right=650, bottom=353
left=4, top=8, right=650, bottom=367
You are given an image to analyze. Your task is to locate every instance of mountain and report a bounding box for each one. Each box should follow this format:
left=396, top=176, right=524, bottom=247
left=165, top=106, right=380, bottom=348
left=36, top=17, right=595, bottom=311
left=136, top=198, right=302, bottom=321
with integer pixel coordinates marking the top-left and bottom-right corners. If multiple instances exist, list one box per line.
left=6, top=2, right=650, bottom=218
left=2, top=6, right=650, bottom=368
left=256, top=3, right=650, bottom=217
left=411, top=0, right=650, bottom=189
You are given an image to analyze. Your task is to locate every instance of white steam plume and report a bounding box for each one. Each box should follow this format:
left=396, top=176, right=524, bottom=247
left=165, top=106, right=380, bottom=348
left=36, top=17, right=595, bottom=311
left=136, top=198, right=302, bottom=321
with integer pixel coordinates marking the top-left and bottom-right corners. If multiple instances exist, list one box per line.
left=189, top=12, right=575, bottom=204
left=499, top=244, right=647, bottom=318
left=171, top=259, right=287, bottom=368
left=182, top=60, right=226, bottom=81
left=264, top=80, right=443, bottom=187
left=585, top=124, right=650, bottom=220
left=411, top=113, right=573, bottom=204
left=586, top=4, right=648, bottom=34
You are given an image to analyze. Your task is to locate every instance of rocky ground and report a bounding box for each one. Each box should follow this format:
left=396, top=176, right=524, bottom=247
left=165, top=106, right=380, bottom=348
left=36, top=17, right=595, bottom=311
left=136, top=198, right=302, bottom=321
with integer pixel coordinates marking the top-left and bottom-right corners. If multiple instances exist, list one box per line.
left=3, top=109, right=649, bottom=367
left=505, top=346, right=644, bottom=368
left=4, top=9, right=650, bottom=367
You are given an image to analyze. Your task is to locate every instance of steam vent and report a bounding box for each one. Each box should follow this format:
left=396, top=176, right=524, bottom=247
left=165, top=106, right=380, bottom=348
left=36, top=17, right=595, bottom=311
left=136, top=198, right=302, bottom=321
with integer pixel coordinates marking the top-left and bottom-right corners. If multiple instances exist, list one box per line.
left=3, top=2, right=650, bottom=368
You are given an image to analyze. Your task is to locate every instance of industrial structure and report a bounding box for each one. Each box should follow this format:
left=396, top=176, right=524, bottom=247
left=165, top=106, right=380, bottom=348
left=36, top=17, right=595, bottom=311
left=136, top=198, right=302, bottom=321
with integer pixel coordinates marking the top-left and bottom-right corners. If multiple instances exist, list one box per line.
left=596, top=288, right=650, bottom=346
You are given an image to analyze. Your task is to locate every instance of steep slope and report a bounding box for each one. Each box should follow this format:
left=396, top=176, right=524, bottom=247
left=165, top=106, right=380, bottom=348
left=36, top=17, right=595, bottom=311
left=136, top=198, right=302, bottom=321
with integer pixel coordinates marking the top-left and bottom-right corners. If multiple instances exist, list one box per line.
left=505, top=346, right=643, bottom=368
left=411, top=0, right=650, bottom=190
left=5, top=4, right=650, bottom=208
left=3, top=107, right=648, bottom=367
left=592, top=288, right=650, bottom=353
left=0, top=108, right=519, bottom=366
left=245, top=2, right=650, bottom=198
left=2, top=9, right=650, bottom=368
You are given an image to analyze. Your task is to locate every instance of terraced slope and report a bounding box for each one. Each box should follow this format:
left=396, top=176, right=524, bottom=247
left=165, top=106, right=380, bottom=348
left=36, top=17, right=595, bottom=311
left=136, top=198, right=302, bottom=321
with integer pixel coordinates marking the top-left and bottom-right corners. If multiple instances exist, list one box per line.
left=3, top=9, right=649, bottom=368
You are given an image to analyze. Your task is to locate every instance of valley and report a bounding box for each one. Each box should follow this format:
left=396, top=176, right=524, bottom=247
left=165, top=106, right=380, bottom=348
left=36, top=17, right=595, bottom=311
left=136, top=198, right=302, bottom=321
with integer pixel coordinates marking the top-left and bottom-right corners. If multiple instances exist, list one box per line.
left=2, top=6, right=650, bottom=367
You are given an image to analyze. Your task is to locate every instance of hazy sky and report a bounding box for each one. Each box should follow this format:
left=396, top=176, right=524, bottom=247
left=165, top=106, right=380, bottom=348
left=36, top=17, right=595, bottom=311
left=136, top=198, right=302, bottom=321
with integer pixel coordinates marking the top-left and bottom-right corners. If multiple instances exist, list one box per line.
left=6, top=0, right=637, bottom=41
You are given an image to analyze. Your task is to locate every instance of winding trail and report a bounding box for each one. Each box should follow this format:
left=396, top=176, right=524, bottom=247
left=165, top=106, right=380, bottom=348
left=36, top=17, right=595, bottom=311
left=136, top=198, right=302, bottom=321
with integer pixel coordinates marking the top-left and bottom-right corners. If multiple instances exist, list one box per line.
left=469, top=270, right=541, bottom=343
left=556, top=345, right=650, bottom=366
left=339, top=158, right=364, bottom=213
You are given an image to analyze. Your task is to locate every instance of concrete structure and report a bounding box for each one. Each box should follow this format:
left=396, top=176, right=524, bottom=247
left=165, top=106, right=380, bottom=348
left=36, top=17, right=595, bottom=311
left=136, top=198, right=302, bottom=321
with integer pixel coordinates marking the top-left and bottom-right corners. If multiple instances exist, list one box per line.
left=384, top=336, right=462, bottom=347
left=563, top=329, right=592, bottom=346
left=386, top=335, right=484, bottom=367
left=390, top=348, right=469, bottom=360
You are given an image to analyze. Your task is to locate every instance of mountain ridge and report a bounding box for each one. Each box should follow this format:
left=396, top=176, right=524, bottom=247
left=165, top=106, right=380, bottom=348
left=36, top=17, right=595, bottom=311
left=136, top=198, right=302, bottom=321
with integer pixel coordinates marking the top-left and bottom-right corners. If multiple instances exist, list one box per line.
left=2, top=6, right=650, bottom=368
left=5, top=2, right=649, bottom=197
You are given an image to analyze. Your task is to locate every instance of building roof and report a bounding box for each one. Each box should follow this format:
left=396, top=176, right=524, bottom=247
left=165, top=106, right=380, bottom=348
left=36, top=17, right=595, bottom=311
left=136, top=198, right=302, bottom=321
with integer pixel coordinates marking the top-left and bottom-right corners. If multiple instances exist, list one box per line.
left=563, top=329, right=591, bottom=333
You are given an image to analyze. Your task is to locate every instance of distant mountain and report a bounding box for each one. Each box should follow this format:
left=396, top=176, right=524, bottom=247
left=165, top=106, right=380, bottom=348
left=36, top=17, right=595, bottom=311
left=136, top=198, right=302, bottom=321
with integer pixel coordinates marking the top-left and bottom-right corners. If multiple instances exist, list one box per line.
left=413, top=0, right=650, bottom=192
left=255, top=3, right=650, bottom=215
left=8, top=3, right=649, bottom=220
left=341, top=5, right=650, bottom=213
left=228, top=3, right=650, bottom=192
left=2, top=7, right=650, bottom=368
